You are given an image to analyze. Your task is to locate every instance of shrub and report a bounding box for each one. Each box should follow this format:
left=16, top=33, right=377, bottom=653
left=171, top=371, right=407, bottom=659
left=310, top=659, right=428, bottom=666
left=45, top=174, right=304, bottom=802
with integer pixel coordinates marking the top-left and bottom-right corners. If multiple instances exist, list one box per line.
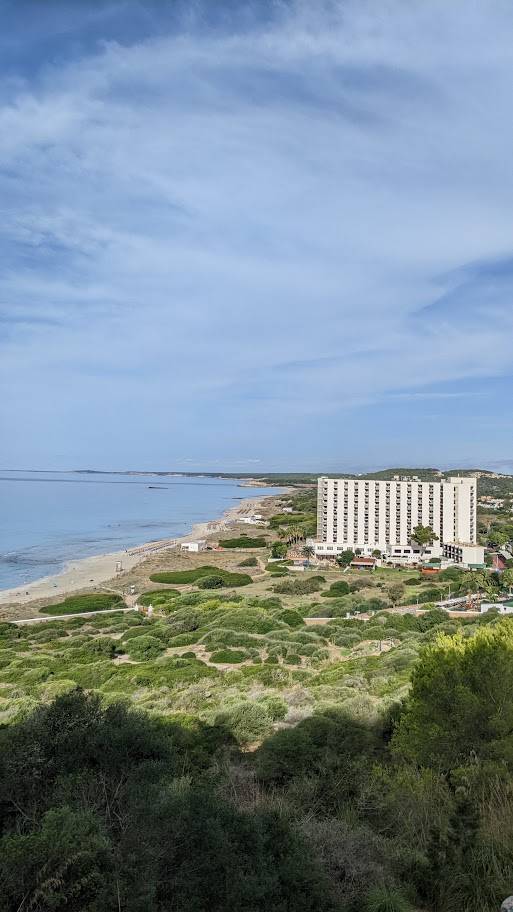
left=121, top=624, right=152, bottom=641
left=85, top=638, right=117, bottom=659
left=365, top=886, right=414, bottom=912
left=257, top=695, right=288, bottom=720
left=167, top=633, right=199, bottom=647
left=150, top=567, right=251, bottom=587
left=286, top=653, right=302, bottom=665
left=126, top=635, right=165, bottom=661
left=208, top=608, right=279, bottom=635
left=209, top=649, right=249, bottom=664
left=201, top=629, right=261, bottom=650
left=219, top=537, right=267, bottom=549
left=197, top=575, right=225, bottom=589
left=271, top=542, right=288, bottom=559
left=138, top=589, right=181, bottom=607
left=215, top=701, right=272, bottom=743
left=276, top=608, right=304, bottom=628
left=273, top=576, right=325, bottom=596
left=321, top=580, right=350, bottom=598
left=39, top=593, right=124, bottom=616
left=238, top=557, right=258, bottom=567
left=413, top=587, right=442, bottom=604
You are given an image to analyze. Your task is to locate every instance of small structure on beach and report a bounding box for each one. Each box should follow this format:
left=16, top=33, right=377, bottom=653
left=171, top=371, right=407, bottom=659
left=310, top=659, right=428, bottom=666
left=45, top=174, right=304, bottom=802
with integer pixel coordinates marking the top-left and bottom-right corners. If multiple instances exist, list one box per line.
left=181, top=539, right=207, bottom=553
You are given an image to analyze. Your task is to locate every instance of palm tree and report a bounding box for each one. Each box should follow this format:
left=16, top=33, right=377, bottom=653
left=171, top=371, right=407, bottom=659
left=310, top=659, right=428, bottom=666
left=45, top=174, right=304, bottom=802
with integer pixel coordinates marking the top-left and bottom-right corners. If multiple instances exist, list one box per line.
left=287, top=523, right=303, bottom=545
left=302, top=544, right=315, bottom=560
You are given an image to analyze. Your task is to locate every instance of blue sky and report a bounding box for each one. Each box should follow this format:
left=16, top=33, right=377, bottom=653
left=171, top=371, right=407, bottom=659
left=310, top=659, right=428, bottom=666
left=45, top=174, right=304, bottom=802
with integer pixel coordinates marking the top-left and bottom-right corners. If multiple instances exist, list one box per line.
left=1, top=0, right=513, bottom=473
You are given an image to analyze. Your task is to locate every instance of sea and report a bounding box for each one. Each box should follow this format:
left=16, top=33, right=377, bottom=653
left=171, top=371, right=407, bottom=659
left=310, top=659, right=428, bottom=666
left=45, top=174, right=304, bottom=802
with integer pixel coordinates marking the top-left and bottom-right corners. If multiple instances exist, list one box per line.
left=0, top=471, right=286, bottom=591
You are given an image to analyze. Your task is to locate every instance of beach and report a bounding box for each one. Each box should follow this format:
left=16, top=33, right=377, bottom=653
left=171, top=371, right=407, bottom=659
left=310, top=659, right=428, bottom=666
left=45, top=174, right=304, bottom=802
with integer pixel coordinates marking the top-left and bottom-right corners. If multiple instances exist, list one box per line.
left=0, top=491, right=287, bottom=610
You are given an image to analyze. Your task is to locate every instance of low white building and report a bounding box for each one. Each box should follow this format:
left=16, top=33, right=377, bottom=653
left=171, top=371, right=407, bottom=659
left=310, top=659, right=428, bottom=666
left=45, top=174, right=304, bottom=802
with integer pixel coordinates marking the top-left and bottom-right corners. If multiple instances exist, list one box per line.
left=180, top=539, right=207, bottom=553
left=442, top=542, right=485, bottom=567
left=385, top=542, right=441, bottom=564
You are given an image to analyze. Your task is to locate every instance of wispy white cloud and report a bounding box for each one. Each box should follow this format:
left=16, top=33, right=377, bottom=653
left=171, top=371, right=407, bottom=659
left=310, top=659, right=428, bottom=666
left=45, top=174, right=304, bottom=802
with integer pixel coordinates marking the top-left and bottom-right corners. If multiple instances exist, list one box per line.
left=1, top=0, right=513, bottom=467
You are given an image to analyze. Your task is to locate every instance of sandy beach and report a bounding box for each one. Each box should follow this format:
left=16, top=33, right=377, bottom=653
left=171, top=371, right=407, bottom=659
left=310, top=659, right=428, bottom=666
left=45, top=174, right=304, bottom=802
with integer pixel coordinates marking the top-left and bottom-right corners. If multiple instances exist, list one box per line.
left=0, top=490, right=288, bottom=609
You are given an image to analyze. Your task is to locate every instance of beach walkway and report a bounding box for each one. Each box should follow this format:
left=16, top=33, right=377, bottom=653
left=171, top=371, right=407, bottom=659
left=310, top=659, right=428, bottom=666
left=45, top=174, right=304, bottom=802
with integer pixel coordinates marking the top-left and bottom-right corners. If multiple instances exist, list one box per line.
left=12, top=606, right=138, bottom=626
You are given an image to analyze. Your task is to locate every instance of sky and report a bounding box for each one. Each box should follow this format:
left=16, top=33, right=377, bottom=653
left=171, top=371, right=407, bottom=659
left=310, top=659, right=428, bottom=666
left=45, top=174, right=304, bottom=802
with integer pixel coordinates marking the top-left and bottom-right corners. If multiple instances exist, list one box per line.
left=1, top=0, right=513, bottom=474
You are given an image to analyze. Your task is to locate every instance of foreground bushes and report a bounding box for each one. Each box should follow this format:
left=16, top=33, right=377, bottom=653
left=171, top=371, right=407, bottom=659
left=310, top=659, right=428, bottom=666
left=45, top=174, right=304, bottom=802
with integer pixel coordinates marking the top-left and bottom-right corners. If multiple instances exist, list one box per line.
left=0, top=691, right=332, bottom=912
left=1, top=616, right=513, bottom=911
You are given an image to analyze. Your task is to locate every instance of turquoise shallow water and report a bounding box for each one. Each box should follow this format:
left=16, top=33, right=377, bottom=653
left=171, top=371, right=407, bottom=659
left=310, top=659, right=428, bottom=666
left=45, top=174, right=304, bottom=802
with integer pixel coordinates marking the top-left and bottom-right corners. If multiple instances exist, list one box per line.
left=0, top=472, right=285, bottom=590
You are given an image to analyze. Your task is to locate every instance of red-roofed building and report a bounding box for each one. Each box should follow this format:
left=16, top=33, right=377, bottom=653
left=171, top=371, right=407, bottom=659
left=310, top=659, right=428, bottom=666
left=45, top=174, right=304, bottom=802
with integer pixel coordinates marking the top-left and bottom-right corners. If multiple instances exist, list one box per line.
left=350, top=556, right=377, bottom=570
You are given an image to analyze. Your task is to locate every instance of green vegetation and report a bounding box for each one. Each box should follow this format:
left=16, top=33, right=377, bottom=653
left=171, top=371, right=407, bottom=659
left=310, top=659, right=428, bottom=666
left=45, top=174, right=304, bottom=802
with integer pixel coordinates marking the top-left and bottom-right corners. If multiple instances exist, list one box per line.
left=219, top=536, right=268, bottom=548
left=271, top=541, right=288, bottom=558
left=39, top=592, right=124, bottom=615
left=125, top=634, right=166, bottom=661
left=411, top=523, right=439, bottom=546
left=238, top=556, right=258, bottom=566
left=2, top=585, right=513, bottom=910
left=197, top=575, right=228, bottom=589
left=272, top=575, right=325, bottom=595
left=150, top=566, right=252, bottom=586
left=321, top=580, right=350, bottom=598
left=139, top=589, right=181, bottom=606
left=336, top=549, right=355, bottom=567
left=210, top=648, right=249, bottom=664
left=269, top=512, right=315, bottom=529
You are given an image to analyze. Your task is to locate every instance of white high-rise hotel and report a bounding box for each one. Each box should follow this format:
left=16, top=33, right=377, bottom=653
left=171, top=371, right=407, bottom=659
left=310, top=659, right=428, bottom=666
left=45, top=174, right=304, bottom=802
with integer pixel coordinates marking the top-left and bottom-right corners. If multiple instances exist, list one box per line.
left=314, top=475, right=483, bottom=564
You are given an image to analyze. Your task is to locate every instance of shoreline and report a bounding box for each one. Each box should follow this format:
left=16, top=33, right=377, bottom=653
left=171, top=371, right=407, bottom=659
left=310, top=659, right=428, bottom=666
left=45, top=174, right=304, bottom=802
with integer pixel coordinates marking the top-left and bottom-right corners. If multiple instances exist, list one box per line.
left=0, top=488, right=290, bottom=609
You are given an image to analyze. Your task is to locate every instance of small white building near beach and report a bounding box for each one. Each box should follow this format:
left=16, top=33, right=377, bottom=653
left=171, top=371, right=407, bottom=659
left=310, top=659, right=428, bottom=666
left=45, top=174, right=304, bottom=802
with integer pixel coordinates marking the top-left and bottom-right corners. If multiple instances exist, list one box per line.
left=181, top=539, right=207, bottom=553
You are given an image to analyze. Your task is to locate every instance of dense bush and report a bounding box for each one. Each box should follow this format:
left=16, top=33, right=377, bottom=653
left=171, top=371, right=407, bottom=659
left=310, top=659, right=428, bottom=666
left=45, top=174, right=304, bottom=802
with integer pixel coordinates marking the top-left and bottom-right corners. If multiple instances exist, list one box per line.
left=40, top=593, right=124, bottom=616
left=209, top=649, right=249, bottom=664
left=276, top=608, right=304, bottom=628
left=0, top=691, right=337, bottom=912
left=139, top=589, right=181, bottom=606
left=271, top=542, right=288, bottom=558
left=257, top=695, right=288, bottom=721
left=393, top=620, right=513, bottom=770
left=150, top=566, right=252, bottom=586
left=238, top=556, right=258, bottom=567
left=215, top=700, right=273, bottom=743
left=197, top=575, right=225, bottom=589
left=126, top=635, right=166, bottom=661
left=269, top=512, right=314, bottom=528
left=219, top=536, right=268, bottom=548
left=321, top=580, right=350, bottom=598
left=412, top=587, right=442, bottom=604
left=3, top=593, right=513, bottom=911
left=273, top=576, right=325, bottom=595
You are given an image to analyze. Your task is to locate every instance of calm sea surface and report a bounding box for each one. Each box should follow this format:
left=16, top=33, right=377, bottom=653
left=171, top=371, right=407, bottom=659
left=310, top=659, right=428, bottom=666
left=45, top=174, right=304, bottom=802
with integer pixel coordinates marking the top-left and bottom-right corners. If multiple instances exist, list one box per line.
left=0, top=472, right=285, bottom=590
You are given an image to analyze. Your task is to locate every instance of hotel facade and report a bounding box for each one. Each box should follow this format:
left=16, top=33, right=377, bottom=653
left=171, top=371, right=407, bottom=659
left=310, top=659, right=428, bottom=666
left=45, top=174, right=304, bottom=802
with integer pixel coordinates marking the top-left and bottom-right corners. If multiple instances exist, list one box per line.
left=314, top=475, right=484, bottom=565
